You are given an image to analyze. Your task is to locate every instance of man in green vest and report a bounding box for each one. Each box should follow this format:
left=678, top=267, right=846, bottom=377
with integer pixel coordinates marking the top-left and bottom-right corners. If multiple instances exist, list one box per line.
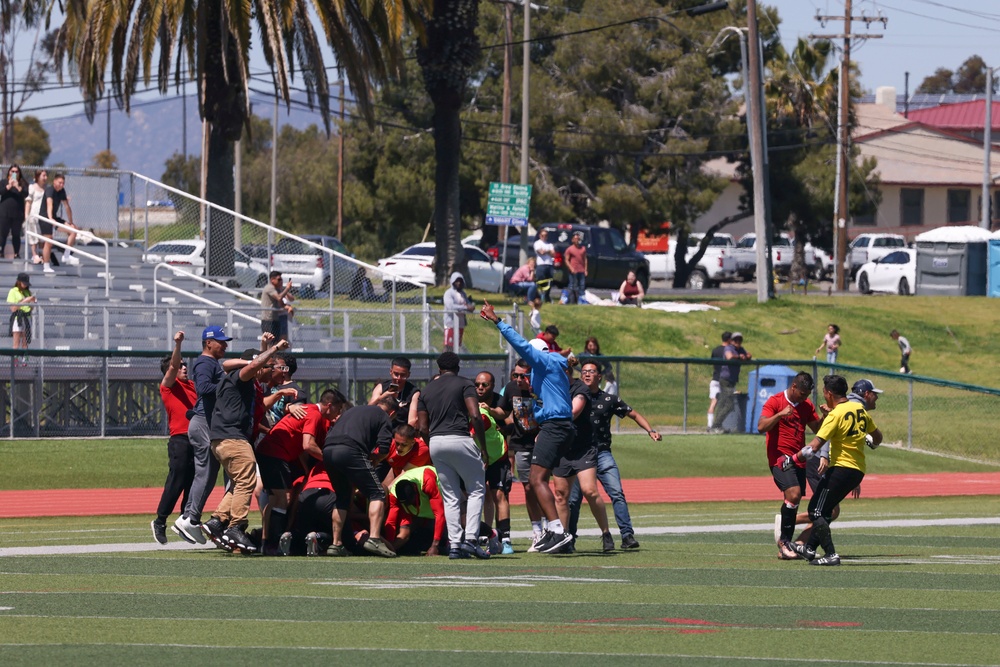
left=384, top=466, right=447, bottom=556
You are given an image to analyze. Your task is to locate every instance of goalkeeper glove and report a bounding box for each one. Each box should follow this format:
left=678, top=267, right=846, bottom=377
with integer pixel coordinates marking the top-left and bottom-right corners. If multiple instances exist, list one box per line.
left=865, top=434, right=878, bottom=450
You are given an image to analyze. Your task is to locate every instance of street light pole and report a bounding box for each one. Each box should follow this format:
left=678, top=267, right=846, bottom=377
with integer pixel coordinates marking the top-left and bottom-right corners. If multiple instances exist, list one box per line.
left=983, top=67, right=994, bottom=230
left=518, top=0, right=532, bottom=265
left=746, top=0, right=772, bottom=303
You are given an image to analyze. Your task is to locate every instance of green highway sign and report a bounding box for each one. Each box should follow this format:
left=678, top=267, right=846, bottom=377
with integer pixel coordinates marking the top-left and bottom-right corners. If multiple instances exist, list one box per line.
left=486, top=182, right=532, bottom=227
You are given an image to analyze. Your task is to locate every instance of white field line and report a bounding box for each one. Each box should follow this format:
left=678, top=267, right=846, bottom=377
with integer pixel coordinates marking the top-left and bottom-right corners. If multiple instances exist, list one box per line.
left=0, top=517, right=997, bottom=557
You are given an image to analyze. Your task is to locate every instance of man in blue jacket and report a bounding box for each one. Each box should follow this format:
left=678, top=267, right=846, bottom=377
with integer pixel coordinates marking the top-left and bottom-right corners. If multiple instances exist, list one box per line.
left=479, top=300, right=574, bottom=554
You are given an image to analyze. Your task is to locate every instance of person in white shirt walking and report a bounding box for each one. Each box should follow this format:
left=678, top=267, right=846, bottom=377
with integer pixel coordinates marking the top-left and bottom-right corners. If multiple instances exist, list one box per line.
left=533, top=229, right=555, bottom=302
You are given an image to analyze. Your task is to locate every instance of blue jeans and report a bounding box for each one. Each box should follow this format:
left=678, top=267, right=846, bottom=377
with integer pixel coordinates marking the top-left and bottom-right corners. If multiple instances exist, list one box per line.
left=509, top=281, right=539, bottom=302
left=826, top=350, right=837, bottom=374
left=567, top=449, right=633, bottom=538
left=568, top=272, right=586, bottom=304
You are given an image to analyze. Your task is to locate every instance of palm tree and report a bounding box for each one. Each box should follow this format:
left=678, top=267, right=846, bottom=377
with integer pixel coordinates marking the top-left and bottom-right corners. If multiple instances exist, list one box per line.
left=35, top=0, right=426, bottom=274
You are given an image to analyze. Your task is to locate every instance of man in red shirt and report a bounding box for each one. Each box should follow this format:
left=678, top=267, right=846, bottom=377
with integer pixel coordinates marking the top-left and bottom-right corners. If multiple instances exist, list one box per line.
left=563, top=232, right=588, bottom=304
left=255, top=388, right=345, bottom=555
left=757, top=371, right=823, bottom=560
left=381, top=423, right=431, bottom=485
left=383, top=465, right=447, bottom=556
left=152, top=331, right=197, bottom=545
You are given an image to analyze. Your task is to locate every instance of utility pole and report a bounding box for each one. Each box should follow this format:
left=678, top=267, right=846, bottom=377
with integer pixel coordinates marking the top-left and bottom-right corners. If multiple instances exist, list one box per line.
left=745, top=0, right=771, bottom=303
left=500, top=1, right=514, bottom=185
left=811, top=2, right=886, bottom=291
left=106, top=96, right=111, bottom=154
left=337, top=77, right=345, bottom=240
left=518, top=0, right=531, bottom=265
left=983, top=67, right=995, bottom=230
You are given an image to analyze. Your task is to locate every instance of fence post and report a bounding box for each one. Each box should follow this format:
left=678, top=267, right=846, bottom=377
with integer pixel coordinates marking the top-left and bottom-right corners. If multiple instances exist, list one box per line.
left=101, top=355, right=108, bottom=438
left=400, top=313, right=407, bottom=352
left=143, top=181, right=149, bottom=250
left=103, top=307, right=110, bottom=350
left=907, top=378, right=914, bottom=449
left=683, top=362, right=689, bottom=434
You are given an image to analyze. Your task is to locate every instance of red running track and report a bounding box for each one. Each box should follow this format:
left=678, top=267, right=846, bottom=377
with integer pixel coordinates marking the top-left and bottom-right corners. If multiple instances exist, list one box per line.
left=1, top=472, right=997, bottom=519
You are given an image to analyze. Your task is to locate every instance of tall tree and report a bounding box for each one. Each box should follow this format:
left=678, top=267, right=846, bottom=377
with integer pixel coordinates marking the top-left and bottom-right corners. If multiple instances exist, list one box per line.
left=11, top=115, right=50, bottom=165
left=39, top=0, right=427, bottom=275
left=416, top=0, right=480, bottom=285
left=917, top=55, right=997, bottom=94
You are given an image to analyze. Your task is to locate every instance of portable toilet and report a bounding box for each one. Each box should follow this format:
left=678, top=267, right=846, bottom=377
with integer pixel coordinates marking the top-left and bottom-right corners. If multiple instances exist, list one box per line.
left=744, top=365, right=800, bottom=434
left=914, top=226, right=991, bottom=296
left=988, top=230, right=1000, bottom=297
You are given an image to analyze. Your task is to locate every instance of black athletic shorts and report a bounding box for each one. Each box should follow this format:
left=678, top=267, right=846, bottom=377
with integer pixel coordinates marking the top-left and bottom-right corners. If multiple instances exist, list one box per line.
left=322, top=444, right=386, bottom=511
left=771, top=464, right=807, bottom=494
left=808, top=466, right=865, bottom=522
left=553, top=444, right=598, bottom=478
left=38, top=216, right=63, bottom=235
left=485, top=457, right=513, bottom=493
left=531, top=419, right=575, bottom=470
left=805, top=455, right=826, bottom=493
left=257, top=454, right=302, bottom=491
left=295, top=488, right=337, bottom=535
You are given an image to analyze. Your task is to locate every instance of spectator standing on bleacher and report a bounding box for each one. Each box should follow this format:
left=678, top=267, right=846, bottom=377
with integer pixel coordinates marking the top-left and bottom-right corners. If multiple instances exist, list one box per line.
left=260, top=271, right=293, bottom=342
left=39, top=173, right=78, bottom=273
left=151, top=331, right=196, bottom=545
left=7, top=272, right=35, bottom=365
left=24, top=169, right=46, bottom=264
left=0, top=164, right=27, bottom=259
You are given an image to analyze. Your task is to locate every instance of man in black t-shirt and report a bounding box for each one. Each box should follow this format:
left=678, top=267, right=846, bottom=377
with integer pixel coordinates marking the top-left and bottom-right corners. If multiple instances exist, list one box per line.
left=551, top=365, right=612, bottom=552
left=323, top=395, right=399, bottom=557
left=497, top=359, right=544, bottom=545
left=370, top=356, right=420, bottom=428
left=707, top=331, right=731, bottom=430
left=204, top=339, right=288, bottom=553
left=417, top=351, right=489, bottom=560
left=567, top=360, right=662, bottom=550
left=38, top=172, right=78, bottom=272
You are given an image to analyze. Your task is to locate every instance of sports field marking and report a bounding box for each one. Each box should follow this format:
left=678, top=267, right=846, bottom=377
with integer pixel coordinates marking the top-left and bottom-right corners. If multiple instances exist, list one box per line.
left=1, top=516, right=996, bottom=557
left=313, top=574, right=630, bottom=589
left=0, top=643, right=993, bottom=666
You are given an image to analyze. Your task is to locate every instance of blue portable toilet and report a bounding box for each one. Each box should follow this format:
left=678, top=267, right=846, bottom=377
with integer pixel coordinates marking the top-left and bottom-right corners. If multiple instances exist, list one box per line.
left=988, top=232, right=1000, bottom=297
left=745, top=365, right=800, bottom=434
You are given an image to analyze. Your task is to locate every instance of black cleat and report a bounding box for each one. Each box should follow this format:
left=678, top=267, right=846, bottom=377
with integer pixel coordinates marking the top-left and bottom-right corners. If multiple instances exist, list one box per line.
left=222, top=524, right=257, bottom=554
left=535, top=530, right=574, bottom=554
left=810, top=552, right=841, bottom=566
left=620, top=534, right=640, bottom=550
left=789, top=542, right=817, bottom=561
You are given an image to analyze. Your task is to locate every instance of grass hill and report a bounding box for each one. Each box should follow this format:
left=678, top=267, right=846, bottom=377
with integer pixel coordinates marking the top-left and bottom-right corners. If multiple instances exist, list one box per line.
left=460, top=291, right=998, bottom=389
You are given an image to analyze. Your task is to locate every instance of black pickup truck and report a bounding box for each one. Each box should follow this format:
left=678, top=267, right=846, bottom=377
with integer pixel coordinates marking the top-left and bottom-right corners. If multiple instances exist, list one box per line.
left=487, top=223, right=650, bottom=290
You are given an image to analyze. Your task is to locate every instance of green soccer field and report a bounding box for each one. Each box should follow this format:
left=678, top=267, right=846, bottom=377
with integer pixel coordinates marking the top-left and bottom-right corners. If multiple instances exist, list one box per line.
left=2, top=496, right=998, bottom=666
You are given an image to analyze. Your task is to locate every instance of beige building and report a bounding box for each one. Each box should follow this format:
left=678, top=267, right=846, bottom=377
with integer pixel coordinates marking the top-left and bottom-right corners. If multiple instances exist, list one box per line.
left=691, top=87, right=1000, bottom=241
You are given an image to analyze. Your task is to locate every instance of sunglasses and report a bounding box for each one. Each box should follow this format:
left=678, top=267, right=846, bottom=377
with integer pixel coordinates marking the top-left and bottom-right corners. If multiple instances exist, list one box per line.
left=474, top=382, right=492, bottom=388
left=512, top=372, right=529, bottom=379
left=274, top=365, right=289, bottom=371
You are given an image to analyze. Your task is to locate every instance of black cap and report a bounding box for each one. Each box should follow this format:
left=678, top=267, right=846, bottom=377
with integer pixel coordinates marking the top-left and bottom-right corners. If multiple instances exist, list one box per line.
left=15, top=272, right=30, bottom=286
left=240, top=348, right=259, bottom=361
left=852, top=379, right=884, bottom=395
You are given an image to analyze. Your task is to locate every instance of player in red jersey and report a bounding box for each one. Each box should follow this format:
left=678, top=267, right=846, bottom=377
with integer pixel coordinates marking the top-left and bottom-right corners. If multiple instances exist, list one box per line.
left=255, top=389, right=345, bottom=555
left=757, top=371, right=824, bottom=560
left=383, top=465, right=447, bottom=555
left=381, top=423, right=431, bottom=485
left=151, top=331, right=197, bottom=545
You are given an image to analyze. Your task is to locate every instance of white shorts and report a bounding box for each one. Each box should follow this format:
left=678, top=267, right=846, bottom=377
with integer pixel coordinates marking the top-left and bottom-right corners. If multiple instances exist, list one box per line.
left=12, top=316, right=27, bottom=333
left=709, top=380, right=721, bottom=400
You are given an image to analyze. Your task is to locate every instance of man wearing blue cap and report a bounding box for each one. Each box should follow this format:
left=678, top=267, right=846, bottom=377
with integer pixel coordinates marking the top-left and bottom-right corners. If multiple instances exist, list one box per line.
left=172, top=325, right=240, bottom=544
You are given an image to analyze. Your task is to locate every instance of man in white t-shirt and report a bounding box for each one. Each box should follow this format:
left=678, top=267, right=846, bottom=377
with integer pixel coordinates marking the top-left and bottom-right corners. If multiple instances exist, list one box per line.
left=533, top=229, right=555, bottom=302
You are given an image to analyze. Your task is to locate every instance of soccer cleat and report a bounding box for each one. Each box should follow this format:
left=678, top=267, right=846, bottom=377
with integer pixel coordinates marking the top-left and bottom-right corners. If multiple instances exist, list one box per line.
left=461, top=539, right=491, bottom=560
left=774, top=514, right=782, bottom=545
left=305, top=532, right=321, bottom=557
left=536, top=530, right=574, bottom=554
left=501, top=540, right=515, bottom=555
left=778, top=541, right=800, bottom=560
left=326, top=544, right=349, bottom=557
left=620, top=534, right=640, bottom=550
left=363, top=537, right=397, bottom=558
left=278, top=532, right=293, bottom=557
left=222, top=525, right=257, bottom=554
left=526, top=534, right=544, bottom=553
left=810, top=552, right=841, bottom=566
left=602, top=532, right=615, bottom=552
left=172, top=515, right=206, bottom=545
left=789, top=541, right=816, bottom=561
left=448, top=546, right=470, bottom=559
left=151, top=520, right=168, bottom=545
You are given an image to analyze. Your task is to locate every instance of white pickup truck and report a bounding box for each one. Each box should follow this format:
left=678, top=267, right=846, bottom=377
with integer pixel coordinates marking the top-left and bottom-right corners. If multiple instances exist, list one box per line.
left=732, top=233, right=815, bottom=281
left=645, top=233, right=738, bottom=288
left=849, top=233, right=907, bottom=278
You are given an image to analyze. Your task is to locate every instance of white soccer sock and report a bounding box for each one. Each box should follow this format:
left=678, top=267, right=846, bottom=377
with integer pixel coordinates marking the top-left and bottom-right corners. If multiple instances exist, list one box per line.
left=707, top=413, right=714, bottom=428
left=531, top=521, right=543, bottom=536
left=548, top=519, right=565, bottom=534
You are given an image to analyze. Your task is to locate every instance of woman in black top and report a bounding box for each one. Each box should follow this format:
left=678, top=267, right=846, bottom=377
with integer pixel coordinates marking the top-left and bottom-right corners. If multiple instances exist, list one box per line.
left=0, top=164, right=27, bottom=259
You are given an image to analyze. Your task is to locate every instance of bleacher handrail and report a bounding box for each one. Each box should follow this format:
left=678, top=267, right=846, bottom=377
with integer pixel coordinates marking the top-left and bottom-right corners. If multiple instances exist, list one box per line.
left=30, top=215, right=110, bottom=296
left=152, top=263, right=260, bottom=325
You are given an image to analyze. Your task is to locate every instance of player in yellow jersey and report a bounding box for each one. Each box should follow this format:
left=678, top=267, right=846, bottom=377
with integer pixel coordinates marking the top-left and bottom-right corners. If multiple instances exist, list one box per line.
left=781, top=375, right=882, bottom=566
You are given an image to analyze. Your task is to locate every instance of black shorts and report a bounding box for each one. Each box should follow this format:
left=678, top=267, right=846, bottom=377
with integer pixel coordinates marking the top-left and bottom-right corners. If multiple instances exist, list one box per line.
left=531, top=419, right=575, bottom=470
left=38, top=217, right=60, bottom=235
left=771, top=465, right=807, bottom=494
left=808, top=466, right=865, bottom=522
left=322, top=444, right=386, bottom=511
left=806, top=455, right=825, bottom=493
left=294, top=487, right=337, bottom=536
left=261, top=320, right=282, bottom=338
left=257, top=454, right=301, bottom=491
left=553, top=444, right=598, bottom=478
left=485, top=457, right=513, bottom=493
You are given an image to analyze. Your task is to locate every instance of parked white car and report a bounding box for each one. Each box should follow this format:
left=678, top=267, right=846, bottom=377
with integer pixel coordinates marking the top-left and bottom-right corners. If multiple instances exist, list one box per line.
left=377, top=242, right=506, bottom=291
left=145, top=239, right=268, bottom=290
left=849, top=233, right=907, bottom=278
left=855, top=249, right=916, bottom=295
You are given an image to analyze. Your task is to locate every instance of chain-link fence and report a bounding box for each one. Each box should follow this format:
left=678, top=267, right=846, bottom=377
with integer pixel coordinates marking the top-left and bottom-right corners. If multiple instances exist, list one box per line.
left=2, top=346, right=997, bottom=466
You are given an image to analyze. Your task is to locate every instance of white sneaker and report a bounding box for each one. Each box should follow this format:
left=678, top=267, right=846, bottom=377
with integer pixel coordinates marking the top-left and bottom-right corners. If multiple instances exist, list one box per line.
left=774, top=514, right=782, bottom=545
left=172, top=515, right=207, bottom=545
left=899, top=367, right=906, bottom=374
left=42, top=263, right=54, bottom=274
left=63, top=255, right=80, bottom=266
left=526, top=533, right=543, bottom=553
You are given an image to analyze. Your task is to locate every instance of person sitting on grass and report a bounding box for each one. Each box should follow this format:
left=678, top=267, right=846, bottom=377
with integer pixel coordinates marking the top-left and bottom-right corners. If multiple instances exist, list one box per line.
left=383, top=465, right=447, bottom=556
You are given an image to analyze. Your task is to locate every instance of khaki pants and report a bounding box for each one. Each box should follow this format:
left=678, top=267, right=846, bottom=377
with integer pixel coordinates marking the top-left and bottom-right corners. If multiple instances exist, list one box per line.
left=210, top=438, right=257, bottom=527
